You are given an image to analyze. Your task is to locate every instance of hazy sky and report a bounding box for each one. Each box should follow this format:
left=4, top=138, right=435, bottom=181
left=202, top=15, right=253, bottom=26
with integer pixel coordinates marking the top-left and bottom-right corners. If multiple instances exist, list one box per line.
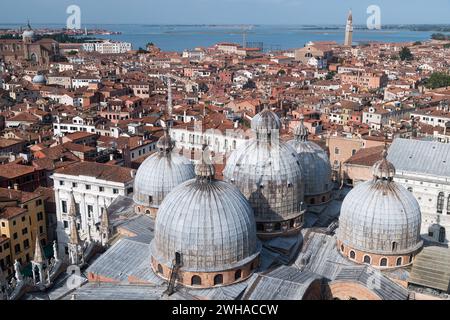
left=1, top=0, right=449, bottom=25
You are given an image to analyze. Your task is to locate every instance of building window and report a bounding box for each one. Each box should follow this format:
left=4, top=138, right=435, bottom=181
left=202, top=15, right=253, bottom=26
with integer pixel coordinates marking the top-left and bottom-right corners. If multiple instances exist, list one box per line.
left=235, top=269, right=242, bottom=280
left=23, top=239, right=29, bottom=249
left=99, top=187, right=105, bottom=192
left=113, top=189, right=119, bottom=194
left=36, top=199, right=43, bottom=206
left=86, top=185, right=91, bottom=190
left=363, top=255, right=371, bottom=264
left=14, top=244, right=20, bottom=254
left=59, top=181, right=64, bottom=186
left=437, top=192, right=445, bottom=214
left=39, top=226, right=43, bottom=234
left=37, top=212, right=43, bottom=221
left=72, top=182, right=77, bottom=188
left=22, top=228, right=28, bottom=235
left=380, top=258, right=388, bottom=267
left=214, top=274, right=223, bottom=286
left=191, top=275, right=202, bottom=286
left=407, top=187, right=413, bottom=192
left=340, top=245, right=344, bottom=252
left=61, top=201, right=67, bottom=213
left=334, top=147, right=339, bottom=155
left=87, top=205, right=93, bottom=218
left=157, top=264, right=163, bottom=274
left=396, top=257, right=402, bottom=266
left=447, top=195, right=450, bottom=215
left=63, top=220, right=69, bottom=229
left=13, top=233, right=17, bottom=240
left=349, top=250, right=355, bottom=259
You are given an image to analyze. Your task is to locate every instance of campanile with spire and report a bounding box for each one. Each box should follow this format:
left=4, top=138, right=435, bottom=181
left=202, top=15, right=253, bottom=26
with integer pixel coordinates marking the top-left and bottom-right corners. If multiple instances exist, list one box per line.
left=344, top=10, right=353, bottom=46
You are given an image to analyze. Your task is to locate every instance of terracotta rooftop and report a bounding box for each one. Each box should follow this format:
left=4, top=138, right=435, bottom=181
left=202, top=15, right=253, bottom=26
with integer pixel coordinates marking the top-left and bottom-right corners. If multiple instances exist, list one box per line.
left=54, top=162, right=134, bottom=184
left=0, top=206, right=27, bottom=220
left=345, top=145, right=385, bottom=167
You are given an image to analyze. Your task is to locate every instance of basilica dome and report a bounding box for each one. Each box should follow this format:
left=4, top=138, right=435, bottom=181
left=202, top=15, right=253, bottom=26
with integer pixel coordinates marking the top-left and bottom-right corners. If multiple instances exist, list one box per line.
left=32, top=74, right=46, bottom=84
left=287, top=116, right=332, bottom=205
left=223, top=107, right=305, bottom=238
left=151, top=157, right=260, bottom=288
left=133, top=129, right=195, bottom=216
left=337, top=149, right=423, bottom=268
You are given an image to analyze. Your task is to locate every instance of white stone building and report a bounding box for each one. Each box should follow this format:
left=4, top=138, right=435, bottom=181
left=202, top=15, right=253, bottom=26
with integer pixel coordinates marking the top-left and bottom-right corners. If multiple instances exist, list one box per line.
left=52, top=162, right=134, bottom=256
left=388, top=138, right=450, bottom=244
left=169, top=125, right=250, bottom=155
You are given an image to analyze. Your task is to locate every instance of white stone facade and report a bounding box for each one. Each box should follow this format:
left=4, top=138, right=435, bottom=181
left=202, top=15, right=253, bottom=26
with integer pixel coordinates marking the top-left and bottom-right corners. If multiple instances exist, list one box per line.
left=52, top=173, right=134, bottom=257
left=394, top=173, right=450, bottom=244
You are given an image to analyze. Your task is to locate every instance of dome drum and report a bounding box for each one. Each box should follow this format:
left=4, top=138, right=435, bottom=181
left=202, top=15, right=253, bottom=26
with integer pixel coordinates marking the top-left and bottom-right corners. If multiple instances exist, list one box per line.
left=305, top=191, right=332, bottom=206
left=337, top=240, right=422, bottom=269
left=151, top=248, right=260, bottom=288
left=256, top=214, right=304, bottom=239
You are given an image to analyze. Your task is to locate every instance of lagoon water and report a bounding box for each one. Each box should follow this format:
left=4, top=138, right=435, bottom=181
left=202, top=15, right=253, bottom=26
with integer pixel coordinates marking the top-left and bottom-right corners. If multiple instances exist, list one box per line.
left=0, top=23, right=442, bottom=52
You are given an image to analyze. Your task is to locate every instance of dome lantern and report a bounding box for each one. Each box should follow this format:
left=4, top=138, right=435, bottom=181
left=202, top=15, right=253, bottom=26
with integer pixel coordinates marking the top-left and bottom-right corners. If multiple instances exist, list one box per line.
left=294, top=114, right=309, bottom=142
left=372, top=149, right=396, bottom=181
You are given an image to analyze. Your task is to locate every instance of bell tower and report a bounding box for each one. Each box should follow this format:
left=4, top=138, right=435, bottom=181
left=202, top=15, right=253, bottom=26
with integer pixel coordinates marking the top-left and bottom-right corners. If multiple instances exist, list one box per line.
left=344, top=10, right=353, bottom=46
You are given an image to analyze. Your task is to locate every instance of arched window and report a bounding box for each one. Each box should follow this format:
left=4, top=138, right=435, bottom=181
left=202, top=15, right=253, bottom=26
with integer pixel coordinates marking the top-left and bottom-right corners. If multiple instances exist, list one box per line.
left=214, top=274, right=223, bottom=286
left=396, top=257, right=402, bottom=266
left=363, top=255, right=371, bottom=264
left=157, top=264, right=163, bottom=274
left=235, top=270, right=242, bottom=280
left=447, top=195, right=450, bottom=215
left=437, top=192, right=445, bottom=214
left=392, top=242, right=398, bottom=252
left=380, top=258, right=388, bottom=267
left=439, top=227, right=446, bottom=243
left=191, top=275, right=202, bottom=286
left=349, top=250, right=355, bottom=259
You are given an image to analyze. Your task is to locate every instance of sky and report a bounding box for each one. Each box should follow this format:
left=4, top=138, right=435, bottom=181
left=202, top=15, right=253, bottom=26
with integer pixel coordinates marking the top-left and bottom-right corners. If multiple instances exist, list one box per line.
left=0, top=0, right=449, bottom=25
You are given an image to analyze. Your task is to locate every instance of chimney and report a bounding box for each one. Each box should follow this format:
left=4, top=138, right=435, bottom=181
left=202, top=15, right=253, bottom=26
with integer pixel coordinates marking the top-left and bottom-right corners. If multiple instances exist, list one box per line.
left=109, top=153, right=114, bottom=161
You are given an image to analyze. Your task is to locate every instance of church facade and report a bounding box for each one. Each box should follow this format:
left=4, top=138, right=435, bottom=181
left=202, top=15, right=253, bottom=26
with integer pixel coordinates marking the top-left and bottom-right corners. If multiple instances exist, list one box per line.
left=0, top=23, right=60, bottom=65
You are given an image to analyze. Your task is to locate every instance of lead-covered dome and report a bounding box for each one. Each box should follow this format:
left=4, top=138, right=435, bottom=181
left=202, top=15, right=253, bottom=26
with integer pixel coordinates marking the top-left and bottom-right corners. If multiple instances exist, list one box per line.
left=287, top=116, right=332, bottom=205
left=337, top=148, right=423, bottom=268
left=224, top=108, right=305, bottom=238
left=133, top=129, right=195, bottom=216
left=151, top=155, right=260, bottom=288
left=32, top=74, right=46, bottom=84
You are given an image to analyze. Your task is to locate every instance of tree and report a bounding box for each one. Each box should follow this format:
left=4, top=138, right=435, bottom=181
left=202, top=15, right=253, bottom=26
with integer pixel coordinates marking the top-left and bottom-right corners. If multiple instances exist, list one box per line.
left=425, top=72, right=450, bottom=89
left=399, top=47, right=413, bottom=61
left=413, top=41, right=422, bottom=46
left=326, top=71, right=336, bottom=80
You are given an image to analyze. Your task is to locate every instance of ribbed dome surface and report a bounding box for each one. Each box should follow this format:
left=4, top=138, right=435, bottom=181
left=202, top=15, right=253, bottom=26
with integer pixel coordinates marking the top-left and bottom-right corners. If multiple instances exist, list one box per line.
left=338, top=179, right=422, bottom=255
left=152, top=178, right=259, bottom=271
left=224, top=139, right=304, bottom=222
left=288, top=139, right=332, bottom=196
left=251, top=108, right=282, bottom=133
left=133, top=151, right=195, bottom=209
